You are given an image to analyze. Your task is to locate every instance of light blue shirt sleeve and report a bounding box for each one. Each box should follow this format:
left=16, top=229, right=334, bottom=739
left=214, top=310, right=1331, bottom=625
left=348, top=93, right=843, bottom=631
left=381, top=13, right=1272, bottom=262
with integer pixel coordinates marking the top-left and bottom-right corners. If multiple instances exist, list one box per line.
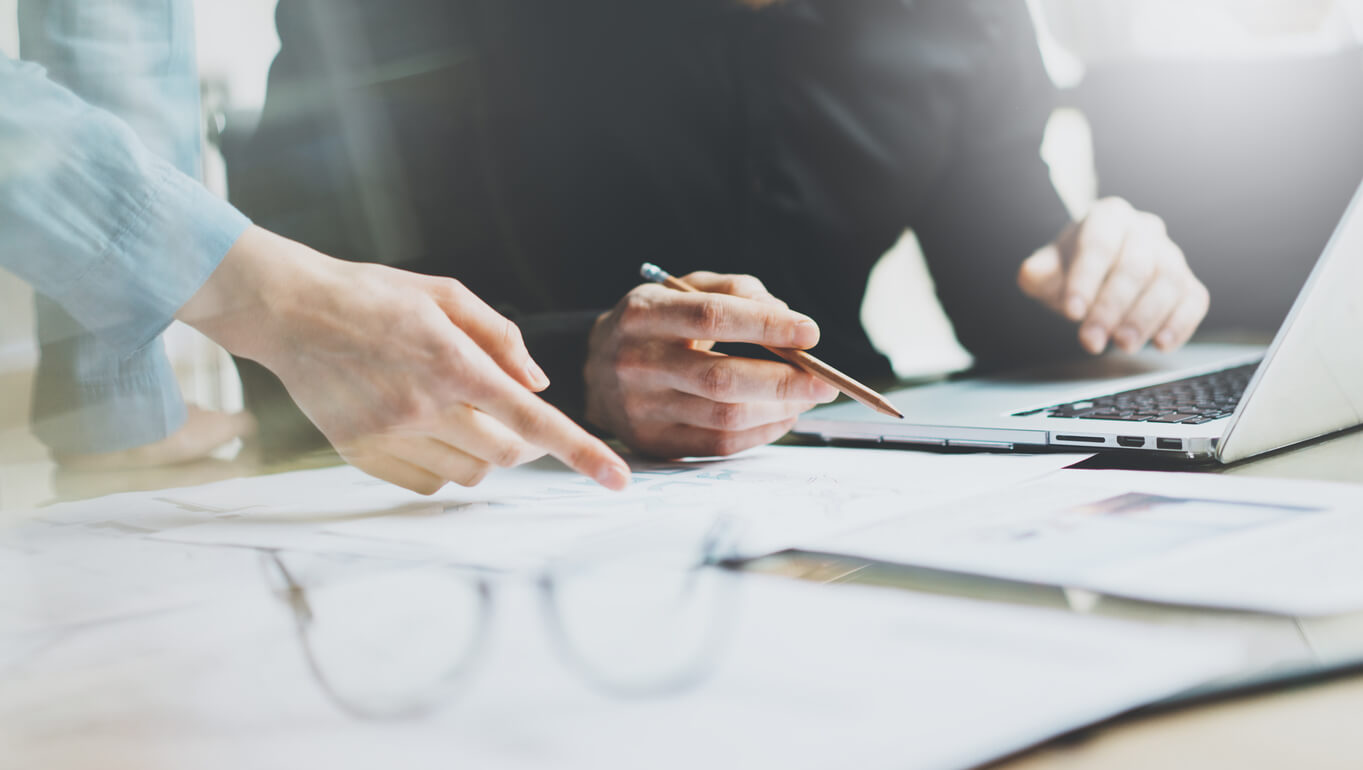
left=4, top=0, right=251, bottom=454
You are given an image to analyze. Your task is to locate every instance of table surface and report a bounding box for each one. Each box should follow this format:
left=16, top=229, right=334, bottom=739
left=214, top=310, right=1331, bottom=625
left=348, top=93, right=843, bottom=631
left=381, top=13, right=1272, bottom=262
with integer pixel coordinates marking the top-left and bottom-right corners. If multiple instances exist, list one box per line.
left=3, top=415, right=1362, bottom=768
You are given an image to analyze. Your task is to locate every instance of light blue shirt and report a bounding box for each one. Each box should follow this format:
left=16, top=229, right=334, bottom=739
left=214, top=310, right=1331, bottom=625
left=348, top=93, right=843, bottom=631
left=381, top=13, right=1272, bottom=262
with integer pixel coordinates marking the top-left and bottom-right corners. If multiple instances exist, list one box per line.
left=2, top=0, right=250, bottom=454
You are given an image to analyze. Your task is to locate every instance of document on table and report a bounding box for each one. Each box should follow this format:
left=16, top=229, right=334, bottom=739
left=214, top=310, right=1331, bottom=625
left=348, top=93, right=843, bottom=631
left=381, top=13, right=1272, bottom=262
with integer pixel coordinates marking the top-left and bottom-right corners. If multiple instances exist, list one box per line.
left=26, top=446, right=1090, bottom=568
left=0, top=571, right=1243, bottom=770
left=805, top=469, right=1363, bottom=616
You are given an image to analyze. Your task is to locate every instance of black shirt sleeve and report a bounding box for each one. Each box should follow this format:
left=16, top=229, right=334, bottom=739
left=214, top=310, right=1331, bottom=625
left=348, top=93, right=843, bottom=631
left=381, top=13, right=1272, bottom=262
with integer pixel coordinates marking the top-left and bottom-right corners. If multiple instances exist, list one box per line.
left=505, top=308, right=603, bottom=426
left=910, top=1, right=1079, bottom=371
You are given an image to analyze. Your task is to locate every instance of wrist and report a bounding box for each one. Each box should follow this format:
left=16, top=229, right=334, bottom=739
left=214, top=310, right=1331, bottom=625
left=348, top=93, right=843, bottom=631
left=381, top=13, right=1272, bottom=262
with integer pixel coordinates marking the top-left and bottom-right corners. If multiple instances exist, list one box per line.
left=175, top=225, right=331, bottom=366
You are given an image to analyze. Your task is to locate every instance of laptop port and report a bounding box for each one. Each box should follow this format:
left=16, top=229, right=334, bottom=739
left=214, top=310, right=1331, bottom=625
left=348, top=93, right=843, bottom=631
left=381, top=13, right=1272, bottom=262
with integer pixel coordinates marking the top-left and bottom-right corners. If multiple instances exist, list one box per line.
left=1055, top=435, right=1105, bottom=444
left=1157, top=438, right=1183, bottom=451
left=1117, top=436, right=1146, bottom=448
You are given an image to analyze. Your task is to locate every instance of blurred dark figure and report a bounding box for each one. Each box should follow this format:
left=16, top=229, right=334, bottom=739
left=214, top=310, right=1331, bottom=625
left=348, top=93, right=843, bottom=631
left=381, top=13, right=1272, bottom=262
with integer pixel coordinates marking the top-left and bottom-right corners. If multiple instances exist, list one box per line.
left=226, top=0, right=1155, bottom=457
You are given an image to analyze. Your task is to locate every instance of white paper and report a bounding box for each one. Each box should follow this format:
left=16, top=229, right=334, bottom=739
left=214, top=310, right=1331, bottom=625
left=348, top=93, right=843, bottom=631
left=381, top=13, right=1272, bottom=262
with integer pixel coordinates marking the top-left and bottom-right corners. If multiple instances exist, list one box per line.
left=0, top=572, right=1241, bottom=770
left=321, top=447, right=1091, bottom=564
left=808, top=469, right=1363, bottom=615
left=23, top=446, right=1089, bottom=569
left=0, top=520, right=263, bottom=632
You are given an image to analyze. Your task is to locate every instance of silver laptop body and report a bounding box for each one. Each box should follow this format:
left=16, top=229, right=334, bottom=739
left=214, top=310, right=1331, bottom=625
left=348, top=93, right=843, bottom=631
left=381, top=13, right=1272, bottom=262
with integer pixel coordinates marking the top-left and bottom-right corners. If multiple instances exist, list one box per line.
left=796, top=180, right=1363, bottom=463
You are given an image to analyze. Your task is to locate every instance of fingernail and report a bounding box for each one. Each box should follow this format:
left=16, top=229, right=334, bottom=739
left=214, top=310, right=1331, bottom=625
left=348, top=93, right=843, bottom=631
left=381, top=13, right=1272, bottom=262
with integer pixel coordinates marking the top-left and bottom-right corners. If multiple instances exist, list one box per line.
left=1156, top=330, right=1176, bottom=349
left=525, top=362, right=550, bottom=390
left=1080, top=325, right=1108, bottom=354
left=596, top=462, right=632, bottom=491
left=1066, top=296, right=1087, bottom=320
left=792, top=319, right=820, bottom=348
left=1114, top=326, right=1139, bottom=351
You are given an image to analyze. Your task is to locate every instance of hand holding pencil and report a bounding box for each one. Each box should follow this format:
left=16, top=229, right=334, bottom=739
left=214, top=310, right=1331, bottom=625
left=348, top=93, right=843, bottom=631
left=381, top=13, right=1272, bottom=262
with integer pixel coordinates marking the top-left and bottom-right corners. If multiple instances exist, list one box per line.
left=581, top=265, right=898, bottom=460
left=640, top=264, right=903, bottom=419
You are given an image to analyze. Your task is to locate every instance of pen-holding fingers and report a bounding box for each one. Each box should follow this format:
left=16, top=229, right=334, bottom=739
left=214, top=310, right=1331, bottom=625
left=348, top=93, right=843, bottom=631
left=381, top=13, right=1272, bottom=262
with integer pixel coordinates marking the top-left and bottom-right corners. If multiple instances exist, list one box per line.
left=680, top=271, right=790, bottom=308
left=631, top=346, right=838, bottom=404
left=629, top=418, right=800, bottom=460
left=618, top=285, right=820, bottom=349
left=624, top=391, right=820, bottom=433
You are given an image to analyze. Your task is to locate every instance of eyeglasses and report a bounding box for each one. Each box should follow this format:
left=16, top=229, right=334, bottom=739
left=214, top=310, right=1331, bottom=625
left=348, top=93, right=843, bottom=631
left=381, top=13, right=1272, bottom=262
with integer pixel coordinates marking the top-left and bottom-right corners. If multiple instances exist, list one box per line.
left=259, top=516, right=745, bottom=720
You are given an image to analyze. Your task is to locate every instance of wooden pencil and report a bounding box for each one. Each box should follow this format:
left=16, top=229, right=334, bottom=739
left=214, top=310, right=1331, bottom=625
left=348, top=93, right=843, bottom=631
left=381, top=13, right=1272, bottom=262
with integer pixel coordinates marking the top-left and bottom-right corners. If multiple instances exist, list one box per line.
left=640, top=263, right=904, bottom=419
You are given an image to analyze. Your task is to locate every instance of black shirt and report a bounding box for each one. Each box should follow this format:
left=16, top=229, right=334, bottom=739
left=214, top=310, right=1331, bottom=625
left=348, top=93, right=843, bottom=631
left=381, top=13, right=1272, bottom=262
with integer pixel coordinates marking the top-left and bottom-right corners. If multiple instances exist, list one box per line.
left=229, top=0, right=1077, bottom=452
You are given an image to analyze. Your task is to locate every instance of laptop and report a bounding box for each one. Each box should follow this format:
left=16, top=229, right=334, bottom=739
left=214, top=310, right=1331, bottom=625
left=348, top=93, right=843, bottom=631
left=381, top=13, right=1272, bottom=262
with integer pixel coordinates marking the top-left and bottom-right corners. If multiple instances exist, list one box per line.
left=796, top=179, right=1363, bottom=463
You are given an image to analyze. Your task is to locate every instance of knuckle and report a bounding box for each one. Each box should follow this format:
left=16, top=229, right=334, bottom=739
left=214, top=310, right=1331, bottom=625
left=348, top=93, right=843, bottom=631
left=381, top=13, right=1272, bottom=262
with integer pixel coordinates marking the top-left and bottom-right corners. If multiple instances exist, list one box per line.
left=436, top=276, right=467, bottom=297
left=566, top=444, right=603, bottom=473
left=499, top=318, right=525, bottom=351
left=700, top=359, right=736, bottom=399
left=617, top=292, right=651, bottom=332
left=628, top=427, right=667, bottom=455
left=1141, top=212, right=1168, bottom=235
left=760, top=310, right=781, bottom=346
left=511, top=407, right=554, bottom=439
left=1119, top=249, right=1158, bottom=284
left=683, top=271, right=717, bottom=286
left=620, top=392, right=648, bottom=420
left=611, top=343, right=647, bottom=376
left=733, top=274, right=766, bottom=296
left=693, top=297, right=727, bottom=337
left=710, top=434, right=750, bottom=457
left=429, top=277, right=470, bottom=309
left=492, top=442, right=526, bottom=468
left=711, top=401, right=744, bottom=430
left=1100, top=196, right=1134, bottom=216
left=459, top=373, right=498, bottom=403
left=388, top=395, right=429, bottom=429
left=774, top=370, right=797, bottom=402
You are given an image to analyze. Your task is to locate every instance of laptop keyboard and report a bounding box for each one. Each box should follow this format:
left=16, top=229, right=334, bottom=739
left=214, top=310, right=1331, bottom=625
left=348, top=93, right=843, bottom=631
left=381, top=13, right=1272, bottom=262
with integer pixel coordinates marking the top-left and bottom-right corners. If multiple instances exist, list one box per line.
left=1014, top=362, right=1260, bottom=425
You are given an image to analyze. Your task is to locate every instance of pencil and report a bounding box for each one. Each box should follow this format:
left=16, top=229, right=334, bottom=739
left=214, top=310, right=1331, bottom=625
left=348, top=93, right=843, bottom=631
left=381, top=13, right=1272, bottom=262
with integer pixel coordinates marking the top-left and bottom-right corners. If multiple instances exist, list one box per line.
left=639, top=263, right=904, bottom=419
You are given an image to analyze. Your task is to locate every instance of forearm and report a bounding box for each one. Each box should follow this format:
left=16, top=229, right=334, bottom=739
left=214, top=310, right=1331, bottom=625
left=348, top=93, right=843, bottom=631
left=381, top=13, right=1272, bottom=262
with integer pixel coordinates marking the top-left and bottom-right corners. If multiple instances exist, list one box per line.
left=0, top=55, right=249, bottom=356
left=912, top=0, right=1079, bottom=369
left=918, top=148, right=1078, bottom=370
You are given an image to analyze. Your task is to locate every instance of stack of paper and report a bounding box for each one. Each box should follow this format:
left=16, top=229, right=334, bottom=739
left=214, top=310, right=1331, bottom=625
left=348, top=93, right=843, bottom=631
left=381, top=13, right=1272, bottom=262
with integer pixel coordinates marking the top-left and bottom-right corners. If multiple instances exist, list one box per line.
left=804, top=469, right=1363, bottom=615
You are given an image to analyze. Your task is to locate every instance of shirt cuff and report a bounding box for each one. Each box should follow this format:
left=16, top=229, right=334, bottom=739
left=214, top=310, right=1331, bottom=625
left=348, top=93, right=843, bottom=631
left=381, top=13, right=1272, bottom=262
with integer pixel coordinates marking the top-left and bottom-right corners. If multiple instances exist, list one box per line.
left=31, top=297, right=186, bottom=455
left=48, top=164, right=251, bottom=357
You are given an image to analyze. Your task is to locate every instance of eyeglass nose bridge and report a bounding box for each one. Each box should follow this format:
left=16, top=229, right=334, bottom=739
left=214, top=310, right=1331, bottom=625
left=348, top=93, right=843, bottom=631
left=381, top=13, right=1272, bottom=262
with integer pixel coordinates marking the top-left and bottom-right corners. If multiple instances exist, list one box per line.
left=534, top=557, right=745, bottom=699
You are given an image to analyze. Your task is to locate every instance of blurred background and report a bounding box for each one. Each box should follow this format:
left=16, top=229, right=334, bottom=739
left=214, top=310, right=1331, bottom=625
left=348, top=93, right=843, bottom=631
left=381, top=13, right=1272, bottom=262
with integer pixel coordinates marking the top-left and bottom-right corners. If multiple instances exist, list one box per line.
left=1, top=0, right=1362, bottom=499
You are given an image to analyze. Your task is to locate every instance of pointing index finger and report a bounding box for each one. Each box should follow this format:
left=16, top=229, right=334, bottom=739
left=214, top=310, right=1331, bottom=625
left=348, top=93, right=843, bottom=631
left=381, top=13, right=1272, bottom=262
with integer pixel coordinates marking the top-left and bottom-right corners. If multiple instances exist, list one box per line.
left=467, top=364, right=632, bottom=490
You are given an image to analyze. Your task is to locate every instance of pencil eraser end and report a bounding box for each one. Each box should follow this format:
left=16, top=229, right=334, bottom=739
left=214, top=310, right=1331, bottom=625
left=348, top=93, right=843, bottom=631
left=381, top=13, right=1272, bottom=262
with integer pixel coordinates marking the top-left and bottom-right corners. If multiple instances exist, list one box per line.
left=640, top=263, right=666, bottom=283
